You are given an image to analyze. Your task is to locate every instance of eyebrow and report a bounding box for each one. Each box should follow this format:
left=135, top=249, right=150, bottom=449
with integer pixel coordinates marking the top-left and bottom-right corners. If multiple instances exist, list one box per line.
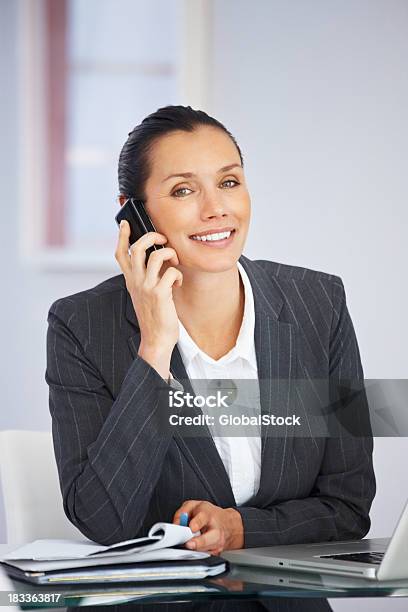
left=162, top=163, right=242, bottom=183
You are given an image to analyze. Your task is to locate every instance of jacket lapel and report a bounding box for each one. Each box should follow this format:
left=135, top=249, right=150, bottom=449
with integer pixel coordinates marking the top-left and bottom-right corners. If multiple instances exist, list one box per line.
left=125, top=254, right=299, bottom=509
left=238, top=255, right=299, bottom=506
left=167, top=343, right=239, bottom=507
left=125, top=298, right=236, bottom=507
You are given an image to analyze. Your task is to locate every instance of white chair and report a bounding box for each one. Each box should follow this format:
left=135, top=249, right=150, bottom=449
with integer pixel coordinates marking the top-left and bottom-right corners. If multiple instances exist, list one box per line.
left=0, top=430, right=82, bottom=545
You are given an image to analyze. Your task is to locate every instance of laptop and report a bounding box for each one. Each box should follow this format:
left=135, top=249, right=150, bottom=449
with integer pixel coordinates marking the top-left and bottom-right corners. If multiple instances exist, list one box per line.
left=227, top=565, right=408, bottom=593
left=222, top=500, right=408, bottom=580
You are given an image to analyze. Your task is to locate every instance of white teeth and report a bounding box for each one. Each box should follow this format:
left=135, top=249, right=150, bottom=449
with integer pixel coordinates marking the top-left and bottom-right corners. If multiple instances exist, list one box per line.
left=191, top=231, right=232, bottom=242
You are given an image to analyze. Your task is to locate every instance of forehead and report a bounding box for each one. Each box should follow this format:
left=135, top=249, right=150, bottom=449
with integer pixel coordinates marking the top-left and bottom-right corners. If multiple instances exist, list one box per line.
left=148, top=126, right=240, bottom=178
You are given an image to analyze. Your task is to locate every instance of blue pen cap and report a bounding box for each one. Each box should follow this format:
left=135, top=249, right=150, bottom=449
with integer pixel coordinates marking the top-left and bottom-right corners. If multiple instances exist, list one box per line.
left=179, top=512, right=189, bottom=527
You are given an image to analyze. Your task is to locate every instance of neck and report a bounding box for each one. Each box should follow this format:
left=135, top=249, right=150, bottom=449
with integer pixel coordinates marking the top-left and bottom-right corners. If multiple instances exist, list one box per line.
left=172, top=264, right=244, bottom=341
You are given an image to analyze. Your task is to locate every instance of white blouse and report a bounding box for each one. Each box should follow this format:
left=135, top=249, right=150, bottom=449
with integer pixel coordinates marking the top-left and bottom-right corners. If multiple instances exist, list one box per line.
left=175, top=261, right=261, bottom=506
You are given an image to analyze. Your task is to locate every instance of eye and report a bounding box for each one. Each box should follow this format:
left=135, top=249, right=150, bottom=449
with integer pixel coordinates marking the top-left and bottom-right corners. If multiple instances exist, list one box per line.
left=171, top=186, right=193, bottom=198
left=220, top=179, right=240, bottom=189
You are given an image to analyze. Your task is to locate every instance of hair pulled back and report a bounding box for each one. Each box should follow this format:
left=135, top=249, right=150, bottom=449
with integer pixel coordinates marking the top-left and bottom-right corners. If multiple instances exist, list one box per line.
left=118, top=105, right=244, bottom=201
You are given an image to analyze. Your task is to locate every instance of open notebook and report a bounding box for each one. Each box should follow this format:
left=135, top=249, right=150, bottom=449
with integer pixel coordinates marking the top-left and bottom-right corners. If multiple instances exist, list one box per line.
left=1, top=523, right=227, bottom=584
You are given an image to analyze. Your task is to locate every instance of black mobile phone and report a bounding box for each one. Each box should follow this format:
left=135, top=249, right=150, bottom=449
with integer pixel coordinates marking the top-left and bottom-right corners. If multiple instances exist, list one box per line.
left=115, top=198, right=165, bottom=264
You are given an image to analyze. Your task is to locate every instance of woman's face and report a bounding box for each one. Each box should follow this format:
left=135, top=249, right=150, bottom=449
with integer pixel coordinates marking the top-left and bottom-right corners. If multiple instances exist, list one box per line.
left=143, top=126, right=251, bottom=273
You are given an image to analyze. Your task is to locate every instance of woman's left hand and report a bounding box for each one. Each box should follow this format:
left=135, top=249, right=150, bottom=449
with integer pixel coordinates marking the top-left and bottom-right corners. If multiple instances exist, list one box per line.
left=173, top=500, right=244, bottom=555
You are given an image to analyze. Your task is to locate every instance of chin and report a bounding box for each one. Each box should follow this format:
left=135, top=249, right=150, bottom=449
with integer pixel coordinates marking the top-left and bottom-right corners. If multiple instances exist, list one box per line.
left=188, top=253, right=241, bottom=273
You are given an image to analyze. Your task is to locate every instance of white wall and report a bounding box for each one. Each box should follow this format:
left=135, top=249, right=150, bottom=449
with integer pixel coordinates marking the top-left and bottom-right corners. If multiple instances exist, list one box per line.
left=1, top=1, right=407, bottom=608
left=210, top=1, right=408, bottom=610
left=210, top=0, right=408, bottom=524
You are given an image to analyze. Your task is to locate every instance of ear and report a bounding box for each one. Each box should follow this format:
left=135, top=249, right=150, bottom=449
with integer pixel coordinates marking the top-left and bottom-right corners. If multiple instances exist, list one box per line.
left=118, top=194, right=128, bottom=207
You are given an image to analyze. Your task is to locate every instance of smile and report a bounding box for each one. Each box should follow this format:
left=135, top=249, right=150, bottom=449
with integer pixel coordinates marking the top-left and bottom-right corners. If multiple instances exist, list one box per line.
left=189, top=229, right=236, bottom=248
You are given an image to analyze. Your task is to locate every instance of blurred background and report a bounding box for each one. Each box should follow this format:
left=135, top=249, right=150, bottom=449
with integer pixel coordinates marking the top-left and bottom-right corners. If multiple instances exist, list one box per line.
left=1, top=1, right=407, bottom=609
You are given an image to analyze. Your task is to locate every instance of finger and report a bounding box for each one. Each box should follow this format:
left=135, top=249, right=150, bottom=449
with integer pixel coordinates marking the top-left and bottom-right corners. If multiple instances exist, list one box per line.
left=144, top=248, right=180, bottom=287
left=172, top=500, right=201, bottom=525
left=209, top=548, right=223, bottom=556
left=185, top=528, right=223, bottom=552
left=129, top=231, right=168, bottom=278
left=205, top=547, right=223, bottom=557
left=157, top=266, right=183, bottom=291
left=188, top=511, right=210, bottom=534
left=115, top=220, right=132, bottom=276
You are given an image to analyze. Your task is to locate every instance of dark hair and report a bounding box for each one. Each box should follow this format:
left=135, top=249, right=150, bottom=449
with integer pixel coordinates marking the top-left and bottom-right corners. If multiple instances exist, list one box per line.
left=118, top=105, right=244, bottom=201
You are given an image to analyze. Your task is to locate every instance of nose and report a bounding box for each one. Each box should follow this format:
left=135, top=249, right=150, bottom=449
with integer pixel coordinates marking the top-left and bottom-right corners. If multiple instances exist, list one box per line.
left=199, top=189, right=228, bottom=220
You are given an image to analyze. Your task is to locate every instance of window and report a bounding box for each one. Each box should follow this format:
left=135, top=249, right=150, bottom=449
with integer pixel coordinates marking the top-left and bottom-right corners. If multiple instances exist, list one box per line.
left=18, top=0, right=211, bottom=269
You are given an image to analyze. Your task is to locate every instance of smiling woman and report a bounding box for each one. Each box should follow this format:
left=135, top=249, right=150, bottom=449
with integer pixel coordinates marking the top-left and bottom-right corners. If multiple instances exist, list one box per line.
left=117, top=108, right=251, bottom=365
left=45, top=105, right=375, bottom=612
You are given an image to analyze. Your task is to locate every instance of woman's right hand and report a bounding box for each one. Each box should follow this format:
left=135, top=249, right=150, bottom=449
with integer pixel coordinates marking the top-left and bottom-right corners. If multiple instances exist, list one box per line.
left=115, top=220, right=183, bottom=379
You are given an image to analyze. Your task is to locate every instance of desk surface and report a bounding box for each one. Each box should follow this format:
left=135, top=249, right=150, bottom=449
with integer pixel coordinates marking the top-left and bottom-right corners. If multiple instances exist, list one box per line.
left=1, top=544, right=408, bottom=608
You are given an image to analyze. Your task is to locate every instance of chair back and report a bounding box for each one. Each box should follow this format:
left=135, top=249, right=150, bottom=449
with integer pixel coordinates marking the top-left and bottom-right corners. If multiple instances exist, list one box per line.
left=0, top=430, right=81, bottom=545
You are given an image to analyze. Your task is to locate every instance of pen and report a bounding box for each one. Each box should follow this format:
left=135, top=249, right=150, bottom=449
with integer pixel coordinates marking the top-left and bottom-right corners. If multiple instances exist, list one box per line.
left=179, top=512, right=189, bottom=527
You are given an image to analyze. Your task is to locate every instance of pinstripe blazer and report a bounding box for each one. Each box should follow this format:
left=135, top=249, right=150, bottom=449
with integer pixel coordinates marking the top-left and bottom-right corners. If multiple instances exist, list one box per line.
left=46, top=254, right=376, bottom=555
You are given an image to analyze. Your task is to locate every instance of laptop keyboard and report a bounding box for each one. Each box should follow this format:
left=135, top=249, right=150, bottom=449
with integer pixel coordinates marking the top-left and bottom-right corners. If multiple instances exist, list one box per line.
left=320, top=551, right=385, bottom=565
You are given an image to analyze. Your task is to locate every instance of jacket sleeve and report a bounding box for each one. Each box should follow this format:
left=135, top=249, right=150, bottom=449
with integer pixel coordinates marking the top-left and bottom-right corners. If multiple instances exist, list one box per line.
left=235, top=278, right=376, bottom=548
left=45, top=298, right=178, bottom=545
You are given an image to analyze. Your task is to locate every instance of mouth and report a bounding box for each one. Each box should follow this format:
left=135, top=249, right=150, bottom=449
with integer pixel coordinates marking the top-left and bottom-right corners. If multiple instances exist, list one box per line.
left=189, top=229, right=236, bottom=248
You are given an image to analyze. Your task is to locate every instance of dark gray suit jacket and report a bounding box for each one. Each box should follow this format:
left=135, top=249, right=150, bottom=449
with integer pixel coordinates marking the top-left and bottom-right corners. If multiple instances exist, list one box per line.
left=46, top=254, right=375, bottom=556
